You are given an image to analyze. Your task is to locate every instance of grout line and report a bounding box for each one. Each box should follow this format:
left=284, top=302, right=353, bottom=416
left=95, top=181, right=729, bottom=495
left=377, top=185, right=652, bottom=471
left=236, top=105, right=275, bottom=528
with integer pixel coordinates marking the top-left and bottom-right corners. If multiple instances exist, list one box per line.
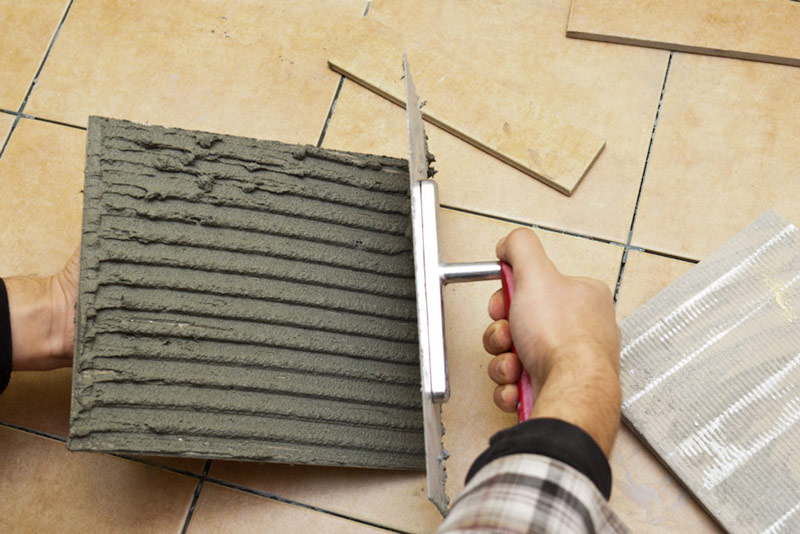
left=204, top=476, right=411, bottom=534
left=111, top=454, right=206, bottom=480
left=20, top=112, right=86, bottom=131
left=316, top=75, right=346, bottom=148
left=314, top=0, right=371, bottom=148
left=16, top=0, right=73, bottom=116
left=0, top=421, right=67, bottom=442
left=0, top=108, right=17, bottom=116
left=441, top=204, right=627, bottom=248
left=637, top=247, right=699, bottom=265
left=0, top=0, right=73, bottom=160
left=180, top=460, right=212, bottom=534
left=612, top=51, right=674, bottom=304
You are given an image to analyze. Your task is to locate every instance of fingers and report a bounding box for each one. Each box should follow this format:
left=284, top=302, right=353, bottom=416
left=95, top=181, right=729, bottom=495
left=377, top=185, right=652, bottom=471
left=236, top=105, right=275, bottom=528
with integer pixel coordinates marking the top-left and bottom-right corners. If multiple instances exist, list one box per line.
left=494, top=384, right=519, bottom=413
left=488, top=289, right=506, bottom=321
left=483, top=319, right=512, bottom=354
left=487, top=352, right=523, bottom=385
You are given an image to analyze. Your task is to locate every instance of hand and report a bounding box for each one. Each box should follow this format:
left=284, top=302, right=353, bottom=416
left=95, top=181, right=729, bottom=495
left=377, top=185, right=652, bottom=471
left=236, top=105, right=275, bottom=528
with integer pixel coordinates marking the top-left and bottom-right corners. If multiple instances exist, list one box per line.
left=482, top=228, right=621, bottom=456
left=4, top=247, right=80, bottom=371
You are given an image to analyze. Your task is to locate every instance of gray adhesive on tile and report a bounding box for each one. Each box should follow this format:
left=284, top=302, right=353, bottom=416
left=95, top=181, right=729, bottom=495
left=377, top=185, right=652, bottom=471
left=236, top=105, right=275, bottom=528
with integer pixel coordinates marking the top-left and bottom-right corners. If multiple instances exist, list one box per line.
left=69, top=117, right=424, bottom=470
left=620, top=210, right=800, bottom=534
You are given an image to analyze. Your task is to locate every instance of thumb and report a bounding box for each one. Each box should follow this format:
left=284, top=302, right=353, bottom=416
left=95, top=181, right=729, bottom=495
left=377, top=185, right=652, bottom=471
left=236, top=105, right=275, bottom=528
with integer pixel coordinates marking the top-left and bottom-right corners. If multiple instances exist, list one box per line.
left=495, top=228, right=558, bottom=289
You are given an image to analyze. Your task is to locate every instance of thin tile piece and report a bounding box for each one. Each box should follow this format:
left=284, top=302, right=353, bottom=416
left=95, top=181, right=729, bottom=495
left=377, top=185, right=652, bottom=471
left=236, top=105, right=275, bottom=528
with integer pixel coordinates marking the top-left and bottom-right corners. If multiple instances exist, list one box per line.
left=328, top=18, right=605, bottom=196
left=567, top=0, right=800, bottom=67
left=620, top=210, right=800, bottom=534
left=69, top=117, right=424, bottom=470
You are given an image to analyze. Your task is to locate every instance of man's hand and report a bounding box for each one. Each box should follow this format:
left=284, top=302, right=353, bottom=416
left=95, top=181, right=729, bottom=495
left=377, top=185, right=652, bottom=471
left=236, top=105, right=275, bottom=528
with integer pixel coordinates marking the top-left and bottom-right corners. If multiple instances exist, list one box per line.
left=4, top=248, right=80, bottom=371
left=482, top=228, right=622, bottom=456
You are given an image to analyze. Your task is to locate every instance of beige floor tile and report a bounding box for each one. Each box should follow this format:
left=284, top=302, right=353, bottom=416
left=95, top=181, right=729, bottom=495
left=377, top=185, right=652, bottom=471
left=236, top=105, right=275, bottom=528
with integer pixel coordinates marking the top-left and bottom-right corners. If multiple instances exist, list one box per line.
left=322, top=0, right=668, bottom=243
left=0, top=118, right=84, bottom=276
left=0, top=1, right=68, bottom=111
left=610, top=427, right=723, bottom=533
left=0, top=113, right=14, bottom=145
left=209, top=462, right=438, bottom=534
left=632, top=53, right=800, bottom=260
left=0, top=426, right=197, bottom=533
left=0, top=369, right=72, bottom=436
left=615, top=251, right=694, bottom=321
left=25, top=0, right=365, bottom=144
left=188, top=482, right=391, bottom=534
left=611, top=250, right=720, bottom=532
left=209, top=209, right=622, bottom=533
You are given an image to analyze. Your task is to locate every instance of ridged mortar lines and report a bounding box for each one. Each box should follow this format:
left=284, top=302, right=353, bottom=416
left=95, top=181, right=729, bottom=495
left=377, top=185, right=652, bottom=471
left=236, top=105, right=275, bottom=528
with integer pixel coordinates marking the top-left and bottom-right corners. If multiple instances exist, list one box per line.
left=69, top=117, right=424, bottom=470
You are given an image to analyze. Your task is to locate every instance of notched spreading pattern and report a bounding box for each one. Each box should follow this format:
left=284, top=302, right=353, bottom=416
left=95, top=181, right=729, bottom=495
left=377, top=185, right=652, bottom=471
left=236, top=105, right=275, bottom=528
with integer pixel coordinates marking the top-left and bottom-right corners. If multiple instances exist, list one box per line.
left=69, top=117, right=424, bottom=470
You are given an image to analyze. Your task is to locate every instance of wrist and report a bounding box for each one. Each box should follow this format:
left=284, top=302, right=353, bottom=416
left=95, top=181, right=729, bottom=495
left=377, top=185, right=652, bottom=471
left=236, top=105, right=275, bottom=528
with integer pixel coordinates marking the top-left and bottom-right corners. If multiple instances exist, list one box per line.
left=529, top=356, right=621, bottom=457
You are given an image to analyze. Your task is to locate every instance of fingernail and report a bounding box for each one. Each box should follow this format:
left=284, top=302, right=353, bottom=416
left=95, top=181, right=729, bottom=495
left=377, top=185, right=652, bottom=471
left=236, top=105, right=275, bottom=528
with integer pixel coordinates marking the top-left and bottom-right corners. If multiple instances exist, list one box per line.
left=496, top=359, right=505, bottom=378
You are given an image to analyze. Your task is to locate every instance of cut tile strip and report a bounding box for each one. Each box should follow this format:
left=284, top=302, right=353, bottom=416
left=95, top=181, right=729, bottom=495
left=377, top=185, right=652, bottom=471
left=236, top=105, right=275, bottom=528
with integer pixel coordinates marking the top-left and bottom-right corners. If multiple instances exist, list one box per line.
left=328, top=18, right=605, bottom=196
left=567, top=0, right=800, bottom=67
left=620, top=210, right=800, bottom=534
left=69, top=117, right=424, bottom=470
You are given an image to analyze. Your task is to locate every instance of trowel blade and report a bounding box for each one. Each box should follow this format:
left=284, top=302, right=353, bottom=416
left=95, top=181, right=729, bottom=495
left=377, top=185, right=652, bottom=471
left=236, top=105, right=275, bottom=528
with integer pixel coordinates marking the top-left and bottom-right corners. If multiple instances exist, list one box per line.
left=404, top=54, right=449, bottom=516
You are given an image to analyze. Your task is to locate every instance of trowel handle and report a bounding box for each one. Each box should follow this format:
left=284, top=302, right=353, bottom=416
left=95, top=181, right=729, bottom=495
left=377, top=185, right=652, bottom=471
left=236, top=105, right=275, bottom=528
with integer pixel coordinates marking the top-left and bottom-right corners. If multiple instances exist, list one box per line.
left=500, top=262, right=533, bottom=423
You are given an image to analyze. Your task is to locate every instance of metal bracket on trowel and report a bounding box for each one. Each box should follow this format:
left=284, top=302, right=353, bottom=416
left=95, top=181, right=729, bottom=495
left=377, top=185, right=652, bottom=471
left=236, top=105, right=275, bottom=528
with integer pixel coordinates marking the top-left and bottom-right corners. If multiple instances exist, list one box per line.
left=404, top=55, right=503, bottom=516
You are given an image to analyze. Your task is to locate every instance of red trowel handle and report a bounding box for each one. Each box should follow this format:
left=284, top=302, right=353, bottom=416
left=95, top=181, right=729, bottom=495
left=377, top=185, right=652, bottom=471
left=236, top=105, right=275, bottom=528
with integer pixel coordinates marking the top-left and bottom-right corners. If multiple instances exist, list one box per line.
left=500, top=262, right=533, bottom=423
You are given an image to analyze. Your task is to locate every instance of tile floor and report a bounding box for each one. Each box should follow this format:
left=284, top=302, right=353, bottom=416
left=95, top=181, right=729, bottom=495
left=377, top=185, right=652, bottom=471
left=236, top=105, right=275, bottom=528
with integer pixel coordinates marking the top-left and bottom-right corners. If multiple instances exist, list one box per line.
left=0, top=0, right=795, bottom=532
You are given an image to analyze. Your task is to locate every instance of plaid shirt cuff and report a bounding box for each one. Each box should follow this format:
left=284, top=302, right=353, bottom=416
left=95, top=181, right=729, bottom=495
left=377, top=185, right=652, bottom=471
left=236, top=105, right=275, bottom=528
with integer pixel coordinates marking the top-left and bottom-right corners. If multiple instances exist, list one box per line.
left=465, top=417, right=612, bottom=498
left=439, top=454, right=629, bottom=534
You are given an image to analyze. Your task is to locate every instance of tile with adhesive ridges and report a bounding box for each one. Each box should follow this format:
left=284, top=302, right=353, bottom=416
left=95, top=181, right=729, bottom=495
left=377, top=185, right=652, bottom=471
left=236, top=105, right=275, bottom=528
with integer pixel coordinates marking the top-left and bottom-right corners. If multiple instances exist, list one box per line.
left=323, top=0, right=669, bottom=243
left=25, top=0, right=366, bottom=142
left=0, top=0, right=69, bottom=111
left=210, top=208, right=623, bottom=534
left=613, top=250, right=721, bottom=533
left=621, top=210, right=800, bottom=534
left=187, top=482, right=392, bottom=534
left=632, top=53, right=800, bottom=261
left=328, top=17, right=606, bottom=195
left=0, top=426, right=197, bottom=533
left=567, top=0, right=800, bottom=67
left=71, top=117, right=423, bottom=470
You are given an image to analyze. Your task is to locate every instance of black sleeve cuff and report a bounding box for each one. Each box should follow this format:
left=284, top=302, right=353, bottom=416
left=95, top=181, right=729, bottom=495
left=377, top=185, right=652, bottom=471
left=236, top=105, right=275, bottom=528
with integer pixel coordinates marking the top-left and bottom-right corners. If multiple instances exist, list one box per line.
left=0, top=278, right=11, bottom=394
left=465, top=417, right=613, bottom=499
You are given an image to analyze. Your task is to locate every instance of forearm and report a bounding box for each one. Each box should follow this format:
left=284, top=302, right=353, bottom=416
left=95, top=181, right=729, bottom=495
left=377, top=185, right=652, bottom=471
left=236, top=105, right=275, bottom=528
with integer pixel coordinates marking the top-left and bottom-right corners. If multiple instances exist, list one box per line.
left=531, top=353, right=621, bottom=457
left=4, top=275, right=73, bottom=371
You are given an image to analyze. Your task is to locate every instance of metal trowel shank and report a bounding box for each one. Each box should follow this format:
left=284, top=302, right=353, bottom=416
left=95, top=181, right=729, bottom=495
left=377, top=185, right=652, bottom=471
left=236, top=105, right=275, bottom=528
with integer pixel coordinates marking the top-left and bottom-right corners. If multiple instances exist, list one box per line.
left=403, top=54, right=502, bottom=516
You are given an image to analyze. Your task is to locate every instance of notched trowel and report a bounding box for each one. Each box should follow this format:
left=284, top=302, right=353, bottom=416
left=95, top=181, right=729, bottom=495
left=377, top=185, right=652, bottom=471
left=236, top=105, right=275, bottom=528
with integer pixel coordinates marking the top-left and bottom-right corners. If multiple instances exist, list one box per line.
left=404, top=55, right=534, bottom=515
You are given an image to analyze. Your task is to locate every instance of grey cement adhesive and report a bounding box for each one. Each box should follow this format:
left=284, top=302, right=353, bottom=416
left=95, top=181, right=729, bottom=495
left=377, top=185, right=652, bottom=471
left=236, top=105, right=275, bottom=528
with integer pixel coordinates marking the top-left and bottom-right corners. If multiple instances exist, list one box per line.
left=620, top=210, right=800, bottom=534
left=69, top=117, right=424, bottom=470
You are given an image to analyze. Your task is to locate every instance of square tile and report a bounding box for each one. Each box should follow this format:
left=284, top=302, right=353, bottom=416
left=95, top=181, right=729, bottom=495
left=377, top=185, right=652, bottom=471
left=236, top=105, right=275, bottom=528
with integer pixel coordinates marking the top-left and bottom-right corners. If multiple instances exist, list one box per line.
left=70, top=118, right=422, bottom=468
left=188, top=482, right=390, bottom=534
left=0, top=0, right=68, bottom=110
left=0, top=426, right=198, bottom=533
left=620, top=211, right=800, bottom=534
left=612, top=250, right=720, bottom=533
left=210, top=209, right=623, bottom=533
left=323, top=0, right=669, bottom=242
left=25, top=0, right=366, bottom=143
left=632, top=53, right=800, bottom=260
